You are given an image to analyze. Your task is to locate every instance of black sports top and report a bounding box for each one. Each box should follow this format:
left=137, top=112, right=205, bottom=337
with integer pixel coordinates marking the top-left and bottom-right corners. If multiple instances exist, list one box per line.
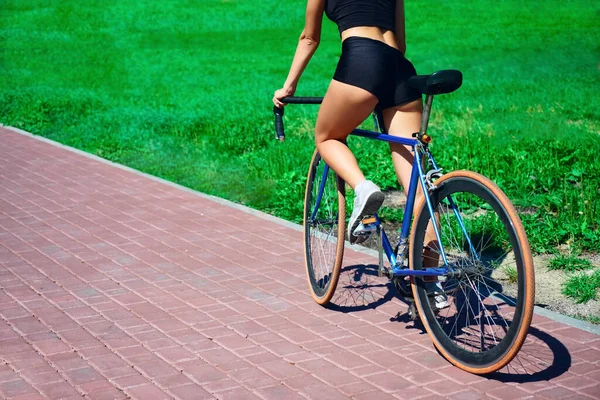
left=325, top=0, right=396, bottom=35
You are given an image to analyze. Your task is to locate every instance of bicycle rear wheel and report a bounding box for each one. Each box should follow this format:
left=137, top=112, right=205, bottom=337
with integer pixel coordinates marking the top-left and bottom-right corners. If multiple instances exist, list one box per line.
left=304, top=150, right=346, bottom=305
left=410, top=170, right=535, bottom=374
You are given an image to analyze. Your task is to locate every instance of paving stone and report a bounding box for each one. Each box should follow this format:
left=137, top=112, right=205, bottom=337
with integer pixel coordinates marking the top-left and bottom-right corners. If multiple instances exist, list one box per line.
left=180, top=362, right=227, bottom=384
left=255, top=384, right=305, bottom=400
left=535, top=385, right=580, bottom=399
left=0, top=379, right=37, bottom=398
left=486, top=385, right=536, bottom=399
left=257, top=360, right=305, bottom=380
left=167, top=383, right=214, bottom=400
left=123, top=384, right=170, bottom=400
left=579, top=384, right=600, bottom=398
left=215, top=386, right=260, bottom=399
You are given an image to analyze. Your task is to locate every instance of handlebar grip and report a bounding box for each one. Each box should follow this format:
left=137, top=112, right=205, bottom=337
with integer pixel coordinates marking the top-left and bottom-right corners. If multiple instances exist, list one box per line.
left=273, top=106, right=285, bottom=141
left=272, top=97, right=323, bottom=141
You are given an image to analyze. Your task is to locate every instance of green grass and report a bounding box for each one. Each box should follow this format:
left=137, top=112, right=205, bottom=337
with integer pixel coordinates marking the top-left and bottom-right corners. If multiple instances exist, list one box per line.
left=550, top=254, right=599, bottom=305
left=378, top=206, right=405, bottom=224
left=1, top=0, right=599, bottom=258
left=503, top=266, right=519, bottom=284
left=577, top=314, right=600, bottom=325
left=562, top=269, right=600, bottom=304
left=548, top=254, right=594, bottom=272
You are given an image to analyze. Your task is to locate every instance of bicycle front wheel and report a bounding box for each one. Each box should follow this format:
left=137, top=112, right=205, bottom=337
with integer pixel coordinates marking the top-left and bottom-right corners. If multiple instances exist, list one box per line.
left=304, top=150, right=346, bottom=305
left=410, top=170, right=535, bottom=374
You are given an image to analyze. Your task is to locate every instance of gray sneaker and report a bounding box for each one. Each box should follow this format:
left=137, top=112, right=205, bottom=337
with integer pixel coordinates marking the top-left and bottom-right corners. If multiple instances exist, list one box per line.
left=348, top=180, right=384, bottom=244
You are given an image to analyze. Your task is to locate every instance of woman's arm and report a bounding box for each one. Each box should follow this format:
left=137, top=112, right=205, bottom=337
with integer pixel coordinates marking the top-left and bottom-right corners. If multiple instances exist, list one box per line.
left=395, top=0, right=406, bottom=55
left=273, top=0, right=325, bottom=107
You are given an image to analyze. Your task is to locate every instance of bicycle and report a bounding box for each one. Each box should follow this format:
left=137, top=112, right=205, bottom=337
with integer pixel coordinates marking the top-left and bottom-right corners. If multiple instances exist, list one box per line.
left=272, top=69, right=535, bottom=375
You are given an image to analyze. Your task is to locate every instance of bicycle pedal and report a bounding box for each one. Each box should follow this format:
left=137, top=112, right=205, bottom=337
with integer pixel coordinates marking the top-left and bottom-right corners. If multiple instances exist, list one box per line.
left=361, top=216, right=377, bottom=225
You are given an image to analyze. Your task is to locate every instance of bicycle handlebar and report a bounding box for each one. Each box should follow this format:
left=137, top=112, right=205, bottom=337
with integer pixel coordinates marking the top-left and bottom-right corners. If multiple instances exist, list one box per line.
left=272, top=96, right=324, bottom=141
left=280, top=97, right=324, bottom=104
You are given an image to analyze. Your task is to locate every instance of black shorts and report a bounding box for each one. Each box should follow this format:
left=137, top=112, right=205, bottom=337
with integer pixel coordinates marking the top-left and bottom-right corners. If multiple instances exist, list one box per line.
left=333, top=36, right=421, bottom=109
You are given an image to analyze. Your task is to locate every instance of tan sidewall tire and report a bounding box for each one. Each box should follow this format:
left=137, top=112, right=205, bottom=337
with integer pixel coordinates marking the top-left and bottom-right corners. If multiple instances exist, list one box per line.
left=409, top=170, right=535, bottom=374
left=303, top=150, right=346, bottom=306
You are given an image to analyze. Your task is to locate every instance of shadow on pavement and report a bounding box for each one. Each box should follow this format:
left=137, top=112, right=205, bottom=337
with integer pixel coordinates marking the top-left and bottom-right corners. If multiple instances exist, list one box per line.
left=327, top=263, right=572, bottom=382
left=487, top=326, right=571, bottom=382
left=327, top=263, right=397, bottom=312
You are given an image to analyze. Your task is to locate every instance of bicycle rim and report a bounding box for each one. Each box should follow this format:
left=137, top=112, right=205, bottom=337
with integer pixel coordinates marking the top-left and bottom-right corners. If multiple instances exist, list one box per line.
left=410, top=171, right=534, bottom=374
left=304, top=150, right=346, bottom=305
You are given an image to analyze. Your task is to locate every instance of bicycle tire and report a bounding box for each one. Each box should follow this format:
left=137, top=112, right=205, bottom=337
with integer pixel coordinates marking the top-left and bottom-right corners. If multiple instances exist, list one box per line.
left=304, top=150, right=346, bottom=305
left=410, top=170, right=535, bottom=374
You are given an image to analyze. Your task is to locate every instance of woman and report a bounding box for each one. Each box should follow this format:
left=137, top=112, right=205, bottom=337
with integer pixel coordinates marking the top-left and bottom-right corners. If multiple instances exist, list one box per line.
left=273, top=0, right=423, bottom=245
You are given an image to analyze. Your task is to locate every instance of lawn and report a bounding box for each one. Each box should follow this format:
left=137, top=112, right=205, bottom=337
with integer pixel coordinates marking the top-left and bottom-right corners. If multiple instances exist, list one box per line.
left=1, top=1, right=599, bottom=300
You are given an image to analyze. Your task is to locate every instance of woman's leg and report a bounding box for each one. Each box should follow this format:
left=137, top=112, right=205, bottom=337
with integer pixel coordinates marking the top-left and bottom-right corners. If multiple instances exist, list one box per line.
left=316, top=79, right=385, bottom=243
left=384, top=100, right=448, bottom=308
left=382, top=99, right=422, bottom=194
left=384, top=99, right=440, bottom=267
left=315, top=80, right=379, bottom=189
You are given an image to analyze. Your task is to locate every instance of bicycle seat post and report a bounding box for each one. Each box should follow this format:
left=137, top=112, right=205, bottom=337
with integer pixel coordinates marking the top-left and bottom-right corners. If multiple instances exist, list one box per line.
left=419, top=94, right=434, bottom=135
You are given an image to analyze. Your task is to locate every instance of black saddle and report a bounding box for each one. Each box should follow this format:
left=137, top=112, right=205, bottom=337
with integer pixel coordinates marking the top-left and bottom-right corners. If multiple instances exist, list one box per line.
left=408, top=70, right=463, bottom=95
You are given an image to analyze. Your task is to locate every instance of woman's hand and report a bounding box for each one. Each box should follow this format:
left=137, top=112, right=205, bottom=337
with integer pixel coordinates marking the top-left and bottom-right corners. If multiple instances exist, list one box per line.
left=273, top=86, right=296, bottom=108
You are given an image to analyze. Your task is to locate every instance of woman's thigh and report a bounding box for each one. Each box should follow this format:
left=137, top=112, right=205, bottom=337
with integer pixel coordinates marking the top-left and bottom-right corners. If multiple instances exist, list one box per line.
left=315, top=79, right=379, bottom=143
left=383, top=99, right=422, bottom=139
left=383, top=99, right=423, bottom=191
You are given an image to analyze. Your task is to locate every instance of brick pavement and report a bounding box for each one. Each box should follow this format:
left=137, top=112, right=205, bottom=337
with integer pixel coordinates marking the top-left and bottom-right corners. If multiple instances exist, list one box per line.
left=0, top=125, right=599, bottom=400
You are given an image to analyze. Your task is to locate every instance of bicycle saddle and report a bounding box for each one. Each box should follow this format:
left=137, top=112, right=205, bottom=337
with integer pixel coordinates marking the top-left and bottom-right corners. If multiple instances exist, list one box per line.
left=408, top=70, right=463, bottom=95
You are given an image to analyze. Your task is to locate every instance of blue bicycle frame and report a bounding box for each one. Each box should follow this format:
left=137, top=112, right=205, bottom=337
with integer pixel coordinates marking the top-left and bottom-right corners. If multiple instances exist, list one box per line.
left=347, top=127, right=449, bottom=278
left=310, top=105, right=473, bottom=279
